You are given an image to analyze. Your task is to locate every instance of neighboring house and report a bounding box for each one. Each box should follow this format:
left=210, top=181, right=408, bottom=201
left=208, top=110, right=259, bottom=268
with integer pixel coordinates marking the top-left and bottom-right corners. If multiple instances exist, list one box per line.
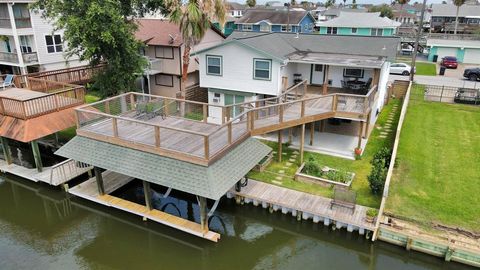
left=192, top=32, right=399, bottom=157
left=226, top=2, right=246, bottom=18
left=392, top=10, right=417, bottom=26
left=213, top=15, right=238, bottom=36
left=322, top=8, right=367, bottom=21
left=135, top=19, right=225, bottom=97
left=427, top=39, right=480, bottom=64
left=235, top=9, right=316, bottom=33
left=265, top=1, right=284, bottom=7
left=317, top=12, right=400, bottom=36
left=0, top=1, right=85, bottom=75
left=431, top=4, right=480, bottom=33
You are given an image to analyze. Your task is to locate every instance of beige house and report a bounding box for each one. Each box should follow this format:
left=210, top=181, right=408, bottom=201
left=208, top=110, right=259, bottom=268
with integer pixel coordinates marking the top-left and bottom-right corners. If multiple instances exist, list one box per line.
left=135, top=19, right=225, bottom=98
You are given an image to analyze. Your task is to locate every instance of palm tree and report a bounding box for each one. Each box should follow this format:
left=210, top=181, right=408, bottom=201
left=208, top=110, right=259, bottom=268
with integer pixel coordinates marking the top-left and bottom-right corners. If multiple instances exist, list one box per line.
left=169, top=0, right=226, bottom=98
left=453, top=0, right=465, bottom=35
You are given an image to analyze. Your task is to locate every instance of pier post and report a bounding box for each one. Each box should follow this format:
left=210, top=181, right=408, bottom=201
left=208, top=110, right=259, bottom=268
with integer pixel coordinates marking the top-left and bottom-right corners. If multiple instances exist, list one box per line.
left=31, top=140, right=43, bottom=172
left=198, top=196, right=208, bottom=233
left=300, top=124, right=305, bottom=164
left=94, top=167, right=105, bottom=195
left=0, top=137, right=12, bottom=164
left=143, top=181, right=153, bottom=211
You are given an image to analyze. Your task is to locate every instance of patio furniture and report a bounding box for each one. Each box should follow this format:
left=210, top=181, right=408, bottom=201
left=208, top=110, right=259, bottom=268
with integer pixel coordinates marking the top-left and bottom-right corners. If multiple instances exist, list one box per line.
left=346, top=80, right=366, bottom=90
left=330, top=186, right=356, bottom=214
left=293, top=73, right=303, bottom=85
left=341, top=80, right=349, bottom=89
left=362, top=78, right=373, bottom=92
left=1, top=74, right=16, bottom=90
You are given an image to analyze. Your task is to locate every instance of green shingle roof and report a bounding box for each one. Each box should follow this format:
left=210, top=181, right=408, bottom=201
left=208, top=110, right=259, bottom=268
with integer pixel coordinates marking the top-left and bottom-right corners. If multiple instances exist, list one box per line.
left=55, top=136, right=271, bottom=200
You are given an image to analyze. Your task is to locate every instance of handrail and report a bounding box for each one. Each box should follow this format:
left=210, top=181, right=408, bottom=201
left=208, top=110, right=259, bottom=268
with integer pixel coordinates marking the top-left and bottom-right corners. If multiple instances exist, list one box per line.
left=49, top=158, right=92, bottom=185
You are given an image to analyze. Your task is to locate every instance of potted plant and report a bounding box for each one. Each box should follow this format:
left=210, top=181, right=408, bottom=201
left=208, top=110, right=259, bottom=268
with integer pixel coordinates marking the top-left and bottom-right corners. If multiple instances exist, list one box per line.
left=366, top=208, right=378, bottom=223
left=354, top=147, right=362, bottom=160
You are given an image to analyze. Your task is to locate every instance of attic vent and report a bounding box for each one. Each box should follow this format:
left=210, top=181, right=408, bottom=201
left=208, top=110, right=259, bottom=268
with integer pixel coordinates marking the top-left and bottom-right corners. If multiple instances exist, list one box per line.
left=168, top=34, right=178, bottom=44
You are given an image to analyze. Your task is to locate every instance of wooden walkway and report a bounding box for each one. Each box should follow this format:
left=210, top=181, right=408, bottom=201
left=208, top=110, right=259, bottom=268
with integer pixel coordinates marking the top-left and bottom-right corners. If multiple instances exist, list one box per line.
left=69, top=171, right=221, bottom=242
left=0, top=159, right=90, bottom=186
left=232, top=179, right=375, bottom=232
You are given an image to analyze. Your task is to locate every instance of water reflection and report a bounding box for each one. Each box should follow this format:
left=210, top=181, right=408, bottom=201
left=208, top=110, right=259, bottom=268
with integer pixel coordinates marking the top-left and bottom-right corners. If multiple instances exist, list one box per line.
left=0, top=175, right=474, bottom=270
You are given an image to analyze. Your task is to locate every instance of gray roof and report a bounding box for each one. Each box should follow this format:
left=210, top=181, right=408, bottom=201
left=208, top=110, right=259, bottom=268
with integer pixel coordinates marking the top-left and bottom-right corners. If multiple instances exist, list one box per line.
left=323, top=8, right=367, bottom=17
left=317, top=11, right=401, bottom=28
left=222, top=32, right=399, bottom=62
left=236, top=9, right=311, bottom=25
left=226, top=2, right=246, bottom=10
left=56, top=136, right=271, bottom=200
left=432, top=4, right=480, bottom=17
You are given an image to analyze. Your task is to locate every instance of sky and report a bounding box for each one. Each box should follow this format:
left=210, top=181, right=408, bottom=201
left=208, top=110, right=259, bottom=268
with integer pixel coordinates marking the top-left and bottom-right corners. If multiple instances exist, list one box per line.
left=230, top=0, right=450, bottom=5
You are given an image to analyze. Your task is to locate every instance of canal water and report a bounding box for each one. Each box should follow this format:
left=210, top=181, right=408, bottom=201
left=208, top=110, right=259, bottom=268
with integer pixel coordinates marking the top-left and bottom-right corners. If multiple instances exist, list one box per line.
left=0, top=174, right=474, bottom=270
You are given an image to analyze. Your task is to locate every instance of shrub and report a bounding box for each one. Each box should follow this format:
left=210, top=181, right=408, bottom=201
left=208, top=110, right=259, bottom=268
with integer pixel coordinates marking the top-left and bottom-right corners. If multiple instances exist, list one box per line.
left=366, top=208, right=378, bottom=217
left=368, top=147, right=392, bottom=195
left=303, top=157, right=319, bottom=175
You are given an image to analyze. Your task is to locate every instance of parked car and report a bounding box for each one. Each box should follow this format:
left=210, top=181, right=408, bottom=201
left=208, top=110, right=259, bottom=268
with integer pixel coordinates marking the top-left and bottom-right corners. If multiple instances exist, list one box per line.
left=390, top=63, right=415, bottom=76
left=440, top=56, right=458, bottom=69
left=463, top=67, right=480, bottom=81
left=454, top=88, right=480, bottom=105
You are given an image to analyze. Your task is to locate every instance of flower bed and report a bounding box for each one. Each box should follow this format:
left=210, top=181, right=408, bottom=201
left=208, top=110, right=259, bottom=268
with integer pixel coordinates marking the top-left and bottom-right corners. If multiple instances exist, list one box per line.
left=295, top=159, right=355, bottom=187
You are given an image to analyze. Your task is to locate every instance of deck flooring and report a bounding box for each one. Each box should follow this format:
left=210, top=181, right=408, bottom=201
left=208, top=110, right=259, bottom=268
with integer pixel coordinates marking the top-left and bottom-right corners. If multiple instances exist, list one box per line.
left=234, top=179, right=375, bottom=231
left=0, top=88, right=48, bottom=100
left=69, top=170, right=221, bottom=242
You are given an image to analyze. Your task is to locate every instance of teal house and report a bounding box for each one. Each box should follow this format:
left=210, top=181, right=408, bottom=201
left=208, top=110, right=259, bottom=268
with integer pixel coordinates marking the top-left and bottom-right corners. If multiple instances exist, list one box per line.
left=427, top=39, right=480, bottom=64
left=316, top=11, right=400, bottom=37
left=213, top=15, right=238, bottom=36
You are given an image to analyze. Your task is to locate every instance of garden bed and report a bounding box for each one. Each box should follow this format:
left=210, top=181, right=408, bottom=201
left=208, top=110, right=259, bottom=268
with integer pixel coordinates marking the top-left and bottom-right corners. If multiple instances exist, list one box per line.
left=253, top=152, right=273, bottom=172
left=295, top=162, right=355, bottom=188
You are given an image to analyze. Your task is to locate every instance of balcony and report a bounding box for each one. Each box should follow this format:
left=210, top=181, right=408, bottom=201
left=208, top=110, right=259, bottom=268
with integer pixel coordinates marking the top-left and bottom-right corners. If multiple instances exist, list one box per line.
left=0, top=51, right=38, bottom=64
left=22, top=52, right=38, bottom=64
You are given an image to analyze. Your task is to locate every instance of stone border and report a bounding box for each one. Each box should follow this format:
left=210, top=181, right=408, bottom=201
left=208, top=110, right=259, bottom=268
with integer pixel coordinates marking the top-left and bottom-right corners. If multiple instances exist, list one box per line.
left=294, top=163, right=354, bottom=188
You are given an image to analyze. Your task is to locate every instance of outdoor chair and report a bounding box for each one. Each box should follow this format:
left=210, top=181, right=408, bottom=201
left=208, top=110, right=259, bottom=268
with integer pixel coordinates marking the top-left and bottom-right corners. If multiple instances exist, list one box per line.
left=362, top=78, right=373, bottom=92
left=341, top=80, right=349, bottom=89
left=1, top=74, right=16, bottom=90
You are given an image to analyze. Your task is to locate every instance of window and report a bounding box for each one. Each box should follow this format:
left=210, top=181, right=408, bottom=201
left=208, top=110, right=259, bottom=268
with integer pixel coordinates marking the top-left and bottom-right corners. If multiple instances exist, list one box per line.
left=371, top=28, right=383, bottom=36
left=206, top=55, right=222, bottom=76
left=260, top=23, right=270, bottom=32
left=155, top=46, right=174, bottom=59
left=314, top=64, right=323, bottom=72
left=45, top=34, right=62, bottom=53
left=326, top=27, right=337, bottom=34
left=343, top=68, right=364, bottom=78
left=281, top=25, right=292, bottom=32
left=351, top=28, right=357, bottom=34
left=155, top=74, right=174, bottom=87
left=19, top=36, right=32, bottom=53
left=253, top=59, right=271, bottom=80
left=242, top=24, right=252, bottom=31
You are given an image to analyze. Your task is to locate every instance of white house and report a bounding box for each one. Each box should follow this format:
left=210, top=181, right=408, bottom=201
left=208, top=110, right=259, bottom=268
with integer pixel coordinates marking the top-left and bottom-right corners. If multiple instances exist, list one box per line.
left=193, top=32, right=399, bottom=158
left=0, top=1, right=85, bottom=75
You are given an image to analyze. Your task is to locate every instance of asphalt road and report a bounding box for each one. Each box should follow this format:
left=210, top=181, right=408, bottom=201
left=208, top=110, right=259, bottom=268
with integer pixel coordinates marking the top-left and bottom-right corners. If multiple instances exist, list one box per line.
left=389, top=74, right=480, bottom=88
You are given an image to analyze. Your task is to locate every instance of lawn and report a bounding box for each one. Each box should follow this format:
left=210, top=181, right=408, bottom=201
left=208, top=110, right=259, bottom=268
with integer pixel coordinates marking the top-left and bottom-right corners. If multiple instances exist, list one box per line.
left=248, top=98, right=402, bottom=208
left=386, top=87, right=480, bottom=232
left=414, top=62, right=436, bottom=76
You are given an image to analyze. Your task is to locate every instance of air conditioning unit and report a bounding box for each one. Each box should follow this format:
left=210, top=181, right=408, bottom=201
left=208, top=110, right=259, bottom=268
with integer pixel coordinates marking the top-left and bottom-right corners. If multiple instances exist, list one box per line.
left=212, top=98, right=220, bottom=103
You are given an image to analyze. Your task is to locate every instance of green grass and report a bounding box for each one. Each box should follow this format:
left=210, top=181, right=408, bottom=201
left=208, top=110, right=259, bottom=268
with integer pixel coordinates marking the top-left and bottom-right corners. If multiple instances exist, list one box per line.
left=248, top=98, right=403, bottom=208
left=386, top=86, right=480, bottom=232
left=414, top=62, right=437, bottom=76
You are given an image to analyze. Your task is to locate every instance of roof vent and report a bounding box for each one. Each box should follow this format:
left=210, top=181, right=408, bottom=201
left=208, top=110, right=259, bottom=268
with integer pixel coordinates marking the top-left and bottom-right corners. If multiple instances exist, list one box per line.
left=168, top=34, right=178, bottom=44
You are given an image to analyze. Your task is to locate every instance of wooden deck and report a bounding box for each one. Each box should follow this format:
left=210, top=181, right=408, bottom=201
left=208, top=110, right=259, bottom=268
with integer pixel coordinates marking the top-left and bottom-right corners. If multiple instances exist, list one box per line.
left=69, top=171, right=221, bottom=242
left=0, top=159, right=91, bottom=186
left=233, top=179, right=376, bottom=231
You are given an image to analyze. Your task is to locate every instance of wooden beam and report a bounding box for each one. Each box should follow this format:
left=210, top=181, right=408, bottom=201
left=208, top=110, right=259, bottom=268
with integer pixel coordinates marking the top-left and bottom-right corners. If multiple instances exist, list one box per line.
left=357, top=121, right=364, bottom=149
left=203, top=104, right=208, bottom=123
left=0, top=137, right=12, bottom=164
left=365, top=112, right=371, bottom=139
left=300, top=124, right=305, bottom=164
left=198, top=196, right=208, bottom=233
left=322, top=65, right=329, bottom=95
left=31, top=140, right=43, bottom=172
left=143, top=180, right=153, bottom=211
left=288, top=128, right=293, bottom=143
left=278, top=130, right=283, bottom=162
left=94, top=166, right=105, bottom=195
left=310, top=122, right=315, bottom=146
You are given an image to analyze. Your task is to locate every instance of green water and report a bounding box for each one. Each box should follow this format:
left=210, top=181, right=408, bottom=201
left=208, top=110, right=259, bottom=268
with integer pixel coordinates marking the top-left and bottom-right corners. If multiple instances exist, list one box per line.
left=0, top=175, right=474, bottom=270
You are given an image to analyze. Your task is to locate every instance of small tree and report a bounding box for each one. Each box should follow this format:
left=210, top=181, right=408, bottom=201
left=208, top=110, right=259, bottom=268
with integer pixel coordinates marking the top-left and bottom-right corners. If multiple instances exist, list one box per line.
left=246, top=0, right=256, bottom=7
left=367, top=147, right=392, bottom=195
left=369, top=4, right=394, bottom=19
left=325, top=0, right=336, bottom=8
left=453, top=0, right=466, bottom=35
left=351, top=0, right=357, bottom=9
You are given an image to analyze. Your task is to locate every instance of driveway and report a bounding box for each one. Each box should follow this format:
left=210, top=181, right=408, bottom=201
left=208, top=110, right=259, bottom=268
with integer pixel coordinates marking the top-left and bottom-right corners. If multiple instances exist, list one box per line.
left=389, top=73, right=480, bottom=88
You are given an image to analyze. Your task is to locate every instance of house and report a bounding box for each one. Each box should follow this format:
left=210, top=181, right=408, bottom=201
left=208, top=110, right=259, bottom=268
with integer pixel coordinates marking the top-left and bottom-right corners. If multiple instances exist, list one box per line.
left=134, top=19, right=225, bottom=98
left=392, top=10, right=417, bottom=26
left=427, top=39, right=480, bottom=64
left=431, top=4, right=480, bottom=33
left=316, top=11, right=401, bottom=36
left=226, top=2, right=246, bottom=18
left=235, top=9, right=316, bottom=33
left=0, top=1, right=85, bottom=75
left=192, top=32, right=399, bottom=158
left=213, top=15, right=238, bottom=36
left=322, top=8, right=367, bottom=21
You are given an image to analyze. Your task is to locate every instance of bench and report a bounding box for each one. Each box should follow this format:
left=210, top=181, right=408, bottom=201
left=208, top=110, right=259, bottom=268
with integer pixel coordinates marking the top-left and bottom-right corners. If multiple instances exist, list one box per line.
left=330, top=186, right=356, bottom=214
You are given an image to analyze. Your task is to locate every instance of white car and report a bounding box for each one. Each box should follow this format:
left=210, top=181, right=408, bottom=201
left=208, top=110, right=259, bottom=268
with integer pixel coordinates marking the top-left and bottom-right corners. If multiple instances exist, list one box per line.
left=390, top=63, right=415, bottom=76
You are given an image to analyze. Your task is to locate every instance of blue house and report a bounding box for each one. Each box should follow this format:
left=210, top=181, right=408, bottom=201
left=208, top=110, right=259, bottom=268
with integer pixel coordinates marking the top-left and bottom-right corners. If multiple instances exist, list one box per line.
left=235, top=9, right=316, bottom=33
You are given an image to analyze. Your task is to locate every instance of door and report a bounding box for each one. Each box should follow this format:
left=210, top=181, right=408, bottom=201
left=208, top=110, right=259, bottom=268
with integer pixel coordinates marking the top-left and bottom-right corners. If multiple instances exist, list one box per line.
left=464, top=49, right=480, bottom=64
left=310, top=64, right=324, bottom=85
left=224, top=94, right=245, bottom=118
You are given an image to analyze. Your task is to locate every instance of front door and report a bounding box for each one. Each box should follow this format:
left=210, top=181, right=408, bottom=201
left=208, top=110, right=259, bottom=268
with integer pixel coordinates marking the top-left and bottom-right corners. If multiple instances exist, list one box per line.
left=311, top=64, right=324, bottom=85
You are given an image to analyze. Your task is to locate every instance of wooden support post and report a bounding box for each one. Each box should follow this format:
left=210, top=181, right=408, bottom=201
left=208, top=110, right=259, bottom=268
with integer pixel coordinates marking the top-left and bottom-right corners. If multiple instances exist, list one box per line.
left=279, top=104, right=284, bottom=123
left=143, top=180, right=153, bottom=211
left=0, top=137, right=12, bottom=164
left=300, top=100, right=305, bottom=117
left=278, top=130, right=283, bottom=162
left=365, top=112, right=371, bottom=139
left=112, top=118, right=118, bottom=137
left=227, top=122, right=232, bottom=144
left=322, top=65, right=329, bottom=95
left=310, top=122, right=314, bottom=146
left=300, top=124, right=305, bottom=164
left=204, top=136, right=209, bottom=159
left=94, top=167, right=105, bottom=196
left=203, top=104, right=208, bottom=123
left=320, top=119, right=326, bottom=132
left=288, top=128, right=293, bottom=143
left=154, top=126, right=160, bottom=147
left=31, top=140, right=43, bottom=172
left=198, top=196, right=208, bottom=233
left=129, top=93, right=135, bottom=108
left=104, top=100, right=110, bottom=114
left=357, top=121, right=364, bottom=149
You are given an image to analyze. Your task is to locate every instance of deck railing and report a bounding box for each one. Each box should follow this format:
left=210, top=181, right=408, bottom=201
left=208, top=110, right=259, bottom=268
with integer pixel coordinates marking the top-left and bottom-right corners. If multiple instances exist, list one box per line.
left=49, top=158, right=92, bottom=186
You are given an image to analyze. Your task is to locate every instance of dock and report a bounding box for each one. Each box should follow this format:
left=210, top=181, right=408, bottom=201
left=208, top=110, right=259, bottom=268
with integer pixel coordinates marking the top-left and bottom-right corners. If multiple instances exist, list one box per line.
left=69, top=170, right=221, bottom=242
left=229, top=179, right=375, bottom=234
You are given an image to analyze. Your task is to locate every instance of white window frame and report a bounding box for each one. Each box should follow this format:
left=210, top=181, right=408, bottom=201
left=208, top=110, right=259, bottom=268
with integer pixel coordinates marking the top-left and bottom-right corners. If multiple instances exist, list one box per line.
left=242, top=24, right=253, bottom=31
left=253, top=58, right=272, bottom=81
left=44, top=34, right=63, bottom=54
left=206, top=55, right=222, bottom=76
left=371, top=28, right=383, bottom=36
left=259, top=23, right=271, bottom=32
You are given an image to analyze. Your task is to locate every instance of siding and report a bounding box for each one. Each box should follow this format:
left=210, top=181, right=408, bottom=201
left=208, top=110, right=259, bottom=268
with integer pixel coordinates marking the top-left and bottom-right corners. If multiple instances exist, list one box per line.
left=318, top=27, right=395, bottom=36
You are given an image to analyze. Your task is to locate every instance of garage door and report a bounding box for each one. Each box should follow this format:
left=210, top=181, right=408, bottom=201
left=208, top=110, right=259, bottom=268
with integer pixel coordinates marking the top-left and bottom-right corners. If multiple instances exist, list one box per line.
left=463, top=49, right=480, bottom=64
left=436, top=47, right=458, bottom=60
